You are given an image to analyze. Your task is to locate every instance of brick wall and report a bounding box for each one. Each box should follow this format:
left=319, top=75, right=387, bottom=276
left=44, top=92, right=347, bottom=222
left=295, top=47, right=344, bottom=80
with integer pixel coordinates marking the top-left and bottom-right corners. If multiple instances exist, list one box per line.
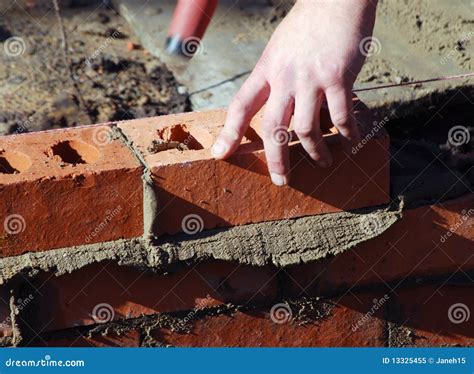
left=0, top=109, right=472, bottom=347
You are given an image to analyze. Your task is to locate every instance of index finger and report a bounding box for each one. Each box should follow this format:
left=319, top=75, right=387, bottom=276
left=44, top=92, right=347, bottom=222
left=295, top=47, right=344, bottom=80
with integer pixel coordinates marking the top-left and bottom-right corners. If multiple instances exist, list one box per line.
left=212, top=70, right=269, bottom=159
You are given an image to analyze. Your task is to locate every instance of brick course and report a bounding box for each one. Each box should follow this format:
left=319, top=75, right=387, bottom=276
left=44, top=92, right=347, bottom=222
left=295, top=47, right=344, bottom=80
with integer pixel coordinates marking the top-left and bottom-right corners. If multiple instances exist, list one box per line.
left=151, top=292, right=386, bottom=347
left=118, top=109, right=389, bottom=235
left=32, top=260, right=277, bottom=332
left=284, top=193, right=474, bottom=298
left=0, top=108, right=389, bottom=254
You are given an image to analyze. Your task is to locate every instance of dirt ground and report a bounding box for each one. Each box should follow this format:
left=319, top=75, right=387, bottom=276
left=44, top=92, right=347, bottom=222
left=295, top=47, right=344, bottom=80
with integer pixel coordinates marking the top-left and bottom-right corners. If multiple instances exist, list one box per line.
left=0, top=0, right=472, bottom=150
left=0, top=1, right=190, bottom=136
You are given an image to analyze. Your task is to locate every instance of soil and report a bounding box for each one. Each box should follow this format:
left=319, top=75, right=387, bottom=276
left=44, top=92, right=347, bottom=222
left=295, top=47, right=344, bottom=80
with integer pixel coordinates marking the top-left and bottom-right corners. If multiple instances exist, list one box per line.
left=358, top=0, right=473, bottom=84
left=378, top=0, right=473, bottom=70
left=0, top=1, right=190, bottom=136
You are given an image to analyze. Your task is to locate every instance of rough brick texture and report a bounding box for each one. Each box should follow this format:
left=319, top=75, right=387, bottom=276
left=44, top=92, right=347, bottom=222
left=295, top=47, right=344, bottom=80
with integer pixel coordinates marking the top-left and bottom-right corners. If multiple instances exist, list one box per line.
left=151, top=292, right=386, bottom=347
left=39, top=330, right=141, bottom=347
left=118, top=109, right=389, bottom=235
left=31, top=284, right=474, bottom=348
left=391, top=285, right=474, bottom=347
left=0, top=125, right=143, bottom=257
left=32, top=260, right=277, bottom=332
left=285, top=193, right=474, bottom=297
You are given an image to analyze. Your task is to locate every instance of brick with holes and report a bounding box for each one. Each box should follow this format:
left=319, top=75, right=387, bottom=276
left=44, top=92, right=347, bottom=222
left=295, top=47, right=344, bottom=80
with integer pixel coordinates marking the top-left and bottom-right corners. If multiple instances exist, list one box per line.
left=118, top=107, right=389, bottom=236
left=0, top=125, right=143, bottom=257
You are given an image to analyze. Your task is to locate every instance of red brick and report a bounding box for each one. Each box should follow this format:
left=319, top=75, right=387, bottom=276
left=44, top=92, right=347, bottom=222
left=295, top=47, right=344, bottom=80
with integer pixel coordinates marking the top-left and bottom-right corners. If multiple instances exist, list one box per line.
left=0, top=125, right=143, bottom=257
left=118, top=109, right=389, bottom=235
left=37, top=330, right=140, bottom=347
left=285, top=193, right=474, bottom=297
left=151, top=291, right=386, bottom=347
left=33, top=260, right=277, bottom=331
left=393, top=285, right=474, bottom=346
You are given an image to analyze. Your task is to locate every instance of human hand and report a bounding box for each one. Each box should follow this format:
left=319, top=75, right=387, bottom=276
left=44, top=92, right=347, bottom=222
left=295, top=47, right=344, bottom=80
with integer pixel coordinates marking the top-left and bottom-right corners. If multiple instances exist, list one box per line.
left=212, top=0, right=378, bottom=185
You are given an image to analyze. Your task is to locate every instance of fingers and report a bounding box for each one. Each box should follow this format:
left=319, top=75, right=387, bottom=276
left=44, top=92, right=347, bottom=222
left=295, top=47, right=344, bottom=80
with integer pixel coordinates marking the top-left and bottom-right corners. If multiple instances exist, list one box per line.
left=212, top=70, right=269, bottom=159
left=293, top=88, right=333, bottom=168
left=325, top=84, right=360, bottom=147
left=261, top=90, right=294, bottom=186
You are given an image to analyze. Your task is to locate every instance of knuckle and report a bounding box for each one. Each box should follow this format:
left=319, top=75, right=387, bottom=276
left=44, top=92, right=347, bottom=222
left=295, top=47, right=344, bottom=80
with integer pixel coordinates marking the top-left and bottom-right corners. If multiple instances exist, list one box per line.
left=331, top=112, right=351, bottom=127
left=316, top=59, right=346, bottom=85
left=295, top=125, right=314, bottom=139
left=262, top=121, right=290, bottom=146
left=296, top=68, right=316, bottom=85
left=269, top=63, right=293, bottom=83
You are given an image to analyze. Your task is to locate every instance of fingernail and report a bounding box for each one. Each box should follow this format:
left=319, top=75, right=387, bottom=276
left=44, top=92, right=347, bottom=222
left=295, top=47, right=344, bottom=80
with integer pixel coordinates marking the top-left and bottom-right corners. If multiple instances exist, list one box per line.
left=211, top=141, right=227, bottom=158
left=270, top=173, right=287, bottom=186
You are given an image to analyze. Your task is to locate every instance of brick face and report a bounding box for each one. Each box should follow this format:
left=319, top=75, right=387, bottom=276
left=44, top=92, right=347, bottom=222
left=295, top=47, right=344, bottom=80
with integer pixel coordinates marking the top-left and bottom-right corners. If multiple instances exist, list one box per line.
left=151, top=292, right=386, bottom=347
left=32, top=260, right=277, bottom=332
left=284, top=193, right=474, bottom=298
left=118, top=109, right=389, bottom=236
left=37, top=330, right=141, bottom=347
left=0, top=125, right=143, bottom=257
left=28, top=284, right=474, bottom=347
left=391, top=285, right=474, bottom=347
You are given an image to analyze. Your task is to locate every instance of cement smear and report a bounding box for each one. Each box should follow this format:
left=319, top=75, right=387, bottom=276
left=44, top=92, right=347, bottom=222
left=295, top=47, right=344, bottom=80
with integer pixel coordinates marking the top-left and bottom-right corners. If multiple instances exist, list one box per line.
left=0, top=139, right=471, bottom=283
left=0, top=203, right=400, bottom=284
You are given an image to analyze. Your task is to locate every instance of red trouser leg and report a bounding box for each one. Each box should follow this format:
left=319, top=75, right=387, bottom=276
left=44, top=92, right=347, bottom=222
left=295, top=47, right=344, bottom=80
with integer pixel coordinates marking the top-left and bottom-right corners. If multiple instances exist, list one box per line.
left=166, top=0, right=219, bottom=58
